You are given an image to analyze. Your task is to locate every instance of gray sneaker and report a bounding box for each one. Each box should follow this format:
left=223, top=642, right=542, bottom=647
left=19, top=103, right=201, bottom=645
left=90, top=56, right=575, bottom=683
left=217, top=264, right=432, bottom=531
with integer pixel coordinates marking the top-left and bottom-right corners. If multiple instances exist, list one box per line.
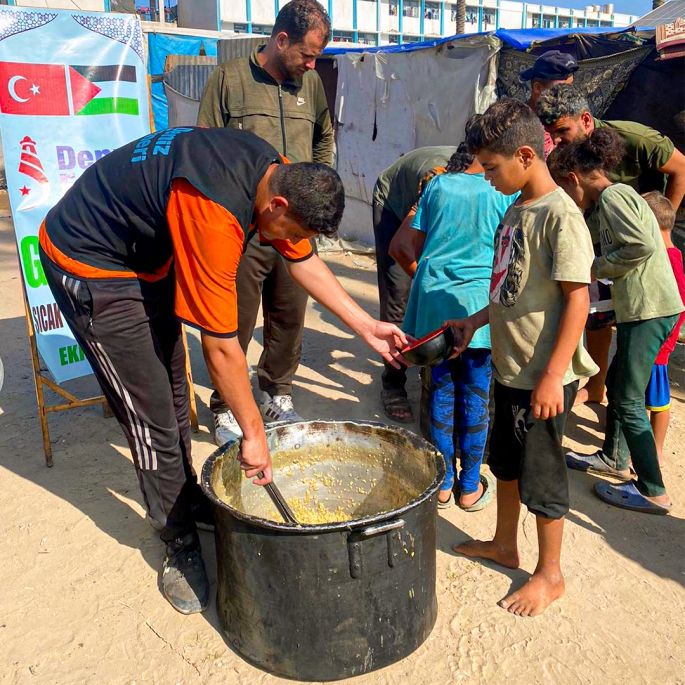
left=162, top=533, right=210, bottom=615
left=213, top=408, right=243, bottom=447
left=259, top=391, right=302, bottom=423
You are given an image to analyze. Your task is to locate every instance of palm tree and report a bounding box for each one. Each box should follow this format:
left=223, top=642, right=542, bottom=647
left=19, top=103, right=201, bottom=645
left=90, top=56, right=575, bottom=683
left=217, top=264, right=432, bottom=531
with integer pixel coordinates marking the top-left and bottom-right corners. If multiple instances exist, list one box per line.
left=456, top=0, right=466, bottom=33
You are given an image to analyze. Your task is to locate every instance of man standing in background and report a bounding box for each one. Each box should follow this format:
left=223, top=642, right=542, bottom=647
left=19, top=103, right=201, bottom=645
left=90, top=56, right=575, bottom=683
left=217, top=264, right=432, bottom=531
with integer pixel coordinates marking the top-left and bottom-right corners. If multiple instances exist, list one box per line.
left=197, top=0, right=334, bottom=444
left=372, top=146, right=455, bottom=424
left=519, top=50, right=578, bottom=158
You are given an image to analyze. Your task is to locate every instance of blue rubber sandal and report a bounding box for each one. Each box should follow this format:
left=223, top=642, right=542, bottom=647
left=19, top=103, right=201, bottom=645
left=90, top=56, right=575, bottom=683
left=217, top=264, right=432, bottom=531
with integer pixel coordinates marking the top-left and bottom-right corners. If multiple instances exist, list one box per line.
left=566, top=450, right=632, bottom=481
left=594, top=481, right=671, bottom=516
left=456, top=473, right=496, bottom=512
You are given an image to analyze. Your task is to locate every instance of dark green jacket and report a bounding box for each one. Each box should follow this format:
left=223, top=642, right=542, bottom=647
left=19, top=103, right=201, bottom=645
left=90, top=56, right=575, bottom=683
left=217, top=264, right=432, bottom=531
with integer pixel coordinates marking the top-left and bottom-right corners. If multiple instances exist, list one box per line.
left=197, top=47, right=334, bottom=165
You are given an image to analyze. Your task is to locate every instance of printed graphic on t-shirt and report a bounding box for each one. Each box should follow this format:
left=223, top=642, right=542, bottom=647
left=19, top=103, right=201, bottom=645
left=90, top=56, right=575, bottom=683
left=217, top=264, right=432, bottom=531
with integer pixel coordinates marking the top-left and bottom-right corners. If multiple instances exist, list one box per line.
left=490, top=222, right=524, bottom=306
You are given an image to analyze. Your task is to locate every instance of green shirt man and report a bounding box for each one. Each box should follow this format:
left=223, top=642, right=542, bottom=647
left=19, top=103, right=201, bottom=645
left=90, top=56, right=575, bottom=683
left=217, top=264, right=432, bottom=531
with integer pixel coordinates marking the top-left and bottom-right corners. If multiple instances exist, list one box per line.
left=537, top=84, right=685, bottom=211
left=196, top=0, right=335, bottom=443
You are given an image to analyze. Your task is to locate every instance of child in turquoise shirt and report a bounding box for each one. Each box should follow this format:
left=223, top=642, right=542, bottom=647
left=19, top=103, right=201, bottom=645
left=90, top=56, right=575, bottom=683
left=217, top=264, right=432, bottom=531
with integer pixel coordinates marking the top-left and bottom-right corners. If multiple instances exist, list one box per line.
left=403, top=136, right=513, bottom=510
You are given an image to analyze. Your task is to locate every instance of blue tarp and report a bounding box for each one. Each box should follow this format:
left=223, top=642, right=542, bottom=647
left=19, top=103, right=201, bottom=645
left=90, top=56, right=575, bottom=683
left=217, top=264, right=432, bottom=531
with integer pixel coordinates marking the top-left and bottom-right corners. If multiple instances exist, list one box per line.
left=323, top=26, right=643, bottom=55
left=494, top=26, right=636, bottom=50
left=147, top=32, right=218, bottom=130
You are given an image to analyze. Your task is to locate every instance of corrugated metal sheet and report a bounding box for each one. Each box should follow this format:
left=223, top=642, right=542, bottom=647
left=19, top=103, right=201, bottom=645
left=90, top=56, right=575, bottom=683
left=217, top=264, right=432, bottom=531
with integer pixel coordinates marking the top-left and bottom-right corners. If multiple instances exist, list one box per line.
left=632, top=0, right=684, bottom=26
left=217, top=36, right=268, bottom=64
left=162, top=55, right=216, bottom=102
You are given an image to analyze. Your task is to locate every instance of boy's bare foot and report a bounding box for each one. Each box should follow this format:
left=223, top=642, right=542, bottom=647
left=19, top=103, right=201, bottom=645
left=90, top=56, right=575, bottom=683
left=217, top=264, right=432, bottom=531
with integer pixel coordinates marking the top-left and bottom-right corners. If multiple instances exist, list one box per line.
left=459, top=481, right=484, bottom=508
left=499, top=569, right=565, bottom=617
left=453, top=539, right=519, bottom=569
left=438, top=489, right=453, bottom=504
left=574, top=386, right=607, bottom=406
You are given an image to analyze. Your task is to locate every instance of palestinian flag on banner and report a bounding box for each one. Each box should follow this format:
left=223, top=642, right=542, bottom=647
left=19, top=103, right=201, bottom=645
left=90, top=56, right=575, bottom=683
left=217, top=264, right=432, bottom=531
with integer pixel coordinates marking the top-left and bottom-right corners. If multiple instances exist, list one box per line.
left=0, top=62, right=139, bottom=116
left=70, top=64, right=139, bottom=116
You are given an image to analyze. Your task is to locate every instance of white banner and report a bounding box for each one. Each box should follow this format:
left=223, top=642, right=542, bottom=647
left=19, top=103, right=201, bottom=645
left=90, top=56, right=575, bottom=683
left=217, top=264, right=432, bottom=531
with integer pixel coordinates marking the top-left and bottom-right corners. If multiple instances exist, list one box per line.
left=0, top=7, right=150, bottom=383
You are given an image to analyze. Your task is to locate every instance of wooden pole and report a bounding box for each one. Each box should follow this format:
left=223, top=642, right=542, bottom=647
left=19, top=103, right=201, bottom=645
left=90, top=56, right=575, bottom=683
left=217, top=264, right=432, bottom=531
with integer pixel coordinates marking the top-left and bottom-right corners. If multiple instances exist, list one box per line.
left=22, top=286, right=109, bottom=466
left=23, top=287, right=53, bottom=467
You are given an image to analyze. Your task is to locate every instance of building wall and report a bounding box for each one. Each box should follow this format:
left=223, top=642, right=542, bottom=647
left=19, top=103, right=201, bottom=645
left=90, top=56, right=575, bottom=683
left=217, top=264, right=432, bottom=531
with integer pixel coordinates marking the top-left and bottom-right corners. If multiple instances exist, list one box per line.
left=219, top=0, right=635, bottom=44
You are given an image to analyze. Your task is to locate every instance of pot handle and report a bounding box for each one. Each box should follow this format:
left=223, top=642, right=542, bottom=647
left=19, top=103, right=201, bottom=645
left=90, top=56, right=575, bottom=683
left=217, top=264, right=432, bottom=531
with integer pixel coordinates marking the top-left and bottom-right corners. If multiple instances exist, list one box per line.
left=348, top=518, right=407, bottom=578
left=357, top=518, right=405, bottom=538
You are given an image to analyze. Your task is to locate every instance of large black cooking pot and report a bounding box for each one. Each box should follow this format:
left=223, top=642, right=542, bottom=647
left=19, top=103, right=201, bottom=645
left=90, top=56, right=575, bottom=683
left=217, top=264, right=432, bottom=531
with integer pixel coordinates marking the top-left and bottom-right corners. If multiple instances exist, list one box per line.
left=201, top=420, right=445, bottom=681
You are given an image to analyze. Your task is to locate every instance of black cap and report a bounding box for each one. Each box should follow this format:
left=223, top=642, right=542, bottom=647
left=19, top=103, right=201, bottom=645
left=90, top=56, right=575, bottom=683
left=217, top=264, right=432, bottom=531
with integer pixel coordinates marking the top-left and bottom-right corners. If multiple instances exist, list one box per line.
left=519, top=50, right=579, bottom=82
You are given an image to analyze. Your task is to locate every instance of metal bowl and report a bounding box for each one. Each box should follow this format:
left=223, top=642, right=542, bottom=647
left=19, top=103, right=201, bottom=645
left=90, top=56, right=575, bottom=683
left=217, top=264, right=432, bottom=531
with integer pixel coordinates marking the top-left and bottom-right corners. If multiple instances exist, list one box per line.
left=400, top=325, right=455, bottom=367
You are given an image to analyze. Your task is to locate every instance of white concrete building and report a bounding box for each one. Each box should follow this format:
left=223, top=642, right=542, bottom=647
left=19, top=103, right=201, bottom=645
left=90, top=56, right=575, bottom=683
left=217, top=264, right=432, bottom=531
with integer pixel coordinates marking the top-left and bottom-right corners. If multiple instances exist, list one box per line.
left=223, top=1, right=636, bottom=46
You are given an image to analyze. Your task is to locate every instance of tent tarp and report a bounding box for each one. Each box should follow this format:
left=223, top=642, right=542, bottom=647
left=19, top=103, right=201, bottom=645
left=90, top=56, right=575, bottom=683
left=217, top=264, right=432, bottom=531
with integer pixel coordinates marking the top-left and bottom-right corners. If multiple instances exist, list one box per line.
left=335, top=35, right=500, bottom=242
left=323, top=26, right=642, bottom=56
left=147, top=32, right=218, bottom=130
left=494, top=26, right=640, bottom=50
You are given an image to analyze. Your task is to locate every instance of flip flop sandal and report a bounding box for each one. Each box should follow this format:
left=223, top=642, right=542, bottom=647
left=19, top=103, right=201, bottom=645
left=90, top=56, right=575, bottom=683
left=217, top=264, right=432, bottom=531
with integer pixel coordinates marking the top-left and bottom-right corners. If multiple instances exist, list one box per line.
left=381, top=389, right=414, bottom=424
left=565, top=450, right=632, bottom=481
left=438, top=491, right=454, bottom=509
left=594, top=481, right=671, bottom=516
left=456, top=472, right=496, bottom=512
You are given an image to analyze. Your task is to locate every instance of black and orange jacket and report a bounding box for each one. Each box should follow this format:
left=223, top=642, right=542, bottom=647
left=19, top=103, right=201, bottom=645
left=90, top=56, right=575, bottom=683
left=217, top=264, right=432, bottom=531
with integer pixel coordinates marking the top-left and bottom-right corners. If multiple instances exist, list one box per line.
left=40, top=127, right=313, bottom=338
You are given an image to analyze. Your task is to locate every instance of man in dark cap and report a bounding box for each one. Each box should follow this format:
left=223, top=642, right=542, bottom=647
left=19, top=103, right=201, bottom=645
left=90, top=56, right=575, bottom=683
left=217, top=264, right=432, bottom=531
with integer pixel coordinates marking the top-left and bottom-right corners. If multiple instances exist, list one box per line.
left=520, top=50, right=579, bottom=158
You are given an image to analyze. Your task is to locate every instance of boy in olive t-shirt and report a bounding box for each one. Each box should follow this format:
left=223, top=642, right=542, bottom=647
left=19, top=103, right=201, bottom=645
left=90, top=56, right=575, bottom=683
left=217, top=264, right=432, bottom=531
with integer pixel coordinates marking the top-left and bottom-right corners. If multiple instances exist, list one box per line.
left=550, top=128, right=683, bottom=515
left=449, top=99, right=597, bottom=618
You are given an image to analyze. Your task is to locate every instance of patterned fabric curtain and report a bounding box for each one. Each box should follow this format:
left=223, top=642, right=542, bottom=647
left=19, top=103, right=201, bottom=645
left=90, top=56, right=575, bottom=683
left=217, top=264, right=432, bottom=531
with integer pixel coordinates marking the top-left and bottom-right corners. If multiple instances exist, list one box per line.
left=496, top=45, right=654, bottom=116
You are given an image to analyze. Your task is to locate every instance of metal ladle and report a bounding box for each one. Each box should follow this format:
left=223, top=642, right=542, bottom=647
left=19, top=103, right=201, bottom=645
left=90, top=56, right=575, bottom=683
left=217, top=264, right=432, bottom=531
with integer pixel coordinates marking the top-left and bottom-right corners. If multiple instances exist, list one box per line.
left=259, top=471, right=299, bottom=525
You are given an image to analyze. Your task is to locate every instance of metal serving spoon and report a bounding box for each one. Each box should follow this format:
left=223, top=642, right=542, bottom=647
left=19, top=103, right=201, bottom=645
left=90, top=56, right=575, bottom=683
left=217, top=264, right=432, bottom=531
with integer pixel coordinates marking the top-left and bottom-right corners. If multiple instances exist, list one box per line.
left=259, top=472, right=299, bottom=525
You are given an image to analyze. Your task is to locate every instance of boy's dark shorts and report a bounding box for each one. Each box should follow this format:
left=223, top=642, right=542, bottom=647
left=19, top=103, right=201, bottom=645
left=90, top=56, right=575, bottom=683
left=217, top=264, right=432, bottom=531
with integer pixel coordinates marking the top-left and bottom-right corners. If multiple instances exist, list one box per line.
left=488, top=379, right=579, bottom=520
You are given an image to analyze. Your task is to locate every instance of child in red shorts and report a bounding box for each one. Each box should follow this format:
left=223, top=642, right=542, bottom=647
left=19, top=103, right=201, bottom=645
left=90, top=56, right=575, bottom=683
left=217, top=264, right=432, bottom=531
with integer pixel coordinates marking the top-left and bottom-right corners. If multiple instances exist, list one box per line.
left=642, top=191, right=685, bottom=466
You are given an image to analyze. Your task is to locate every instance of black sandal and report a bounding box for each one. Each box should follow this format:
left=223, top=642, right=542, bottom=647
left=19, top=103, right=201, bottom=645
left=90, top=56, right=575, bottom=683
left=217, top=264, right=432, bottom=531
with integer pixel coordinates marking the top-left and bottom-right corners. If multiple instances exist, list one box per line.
left=381, top=389, right=414, bottom=424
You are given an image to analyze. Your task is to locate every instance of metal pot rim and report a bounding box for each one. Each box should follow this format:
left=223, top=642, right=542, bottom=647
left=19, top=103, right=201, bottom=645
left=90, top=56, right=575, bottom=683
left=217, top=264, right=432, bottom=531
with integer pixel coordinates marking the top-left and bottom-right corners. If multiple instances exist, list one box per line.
left=200, top=419, right=446, bottom=534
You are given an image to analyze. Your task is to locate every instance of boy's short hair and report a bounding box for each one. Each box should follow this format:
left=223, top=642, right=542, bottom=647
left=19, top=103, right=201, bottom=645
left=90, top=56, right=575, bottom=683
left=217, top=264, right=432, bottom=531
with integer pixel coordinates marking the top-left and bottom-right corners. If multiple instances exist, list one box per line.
left=536, top=84, right=590, bottom=127
left=467, top=98, right=545, bottom=160
left=270, top=162, right=344, bottom=237
left=642, top=191, right=676, bottom=232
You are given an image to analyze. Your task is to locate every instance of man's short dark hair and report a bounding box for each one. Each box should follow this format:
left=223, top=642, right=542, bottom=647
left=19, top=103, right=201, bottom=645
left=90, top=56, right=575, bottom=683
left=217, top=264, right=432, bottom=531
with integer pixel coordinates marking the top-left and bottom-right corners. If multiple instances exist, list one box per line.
left=272, top=0, right=331, bottom=44
left=467, top=98, right=545, bottom=159
left=271, top=162, right=344, bottom=237
left=536, top=84, right=590, bottom=127
left=642, top=191, right=676, bottom=232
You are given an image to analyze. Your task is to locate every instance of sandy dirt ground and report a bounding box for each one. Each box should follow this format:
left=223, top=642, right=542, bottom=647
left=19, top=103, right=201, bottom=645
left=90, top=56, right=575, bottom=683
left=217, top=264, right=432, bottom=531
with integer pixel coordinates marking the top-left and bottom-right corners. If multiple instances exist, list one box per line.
left=1, top=202, right=684, bottom=685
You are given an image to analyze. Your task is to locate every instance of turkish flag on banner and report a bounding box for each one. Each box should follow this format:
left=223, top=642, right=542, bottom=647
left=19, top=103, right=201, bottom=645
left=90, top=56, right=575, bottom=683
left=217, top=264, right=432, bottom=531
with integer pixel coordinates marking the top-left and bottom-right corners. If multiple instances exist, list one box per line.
left=0, top=62, right=69, bottom=116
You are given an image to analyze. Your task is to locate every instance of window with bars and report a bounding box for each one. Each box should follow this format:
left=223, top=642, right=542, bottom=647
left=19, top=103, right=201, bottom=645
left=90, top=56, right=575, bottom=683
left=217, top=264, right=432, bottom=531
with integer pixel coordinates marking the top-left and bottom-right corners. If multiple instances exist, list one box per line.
left=425, top=2, right=440, bottom=20
left=403, top=1, right=420, bottom=18
left=358, top=32, right=378, bottom=45
left=332, top=30, right=355, bottom=42
left=252, top=24, right=273, bottom=35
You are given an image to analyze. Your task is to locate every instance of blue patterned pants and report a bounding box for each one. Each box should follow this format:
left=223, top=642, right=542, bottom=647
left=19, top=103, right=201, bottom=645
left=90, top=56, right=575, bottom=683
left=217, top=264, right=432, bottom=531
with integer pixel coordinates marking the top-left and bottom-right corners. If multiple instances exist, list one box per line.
left=430, top=349, right=492, bottom=495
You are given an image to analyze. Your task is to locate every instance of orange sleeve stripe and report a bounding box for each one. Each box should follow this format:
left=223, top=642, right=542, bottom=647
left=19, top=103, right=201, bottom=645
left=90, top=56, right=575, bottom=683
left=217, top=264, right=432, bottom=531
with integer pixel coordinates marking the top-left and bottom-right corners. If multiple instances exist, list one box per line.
left=166, top=178, right=244, bottom=337
left=266, top=236, right=314, bottom=261
left=38, top=221, right=172, bottom=282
